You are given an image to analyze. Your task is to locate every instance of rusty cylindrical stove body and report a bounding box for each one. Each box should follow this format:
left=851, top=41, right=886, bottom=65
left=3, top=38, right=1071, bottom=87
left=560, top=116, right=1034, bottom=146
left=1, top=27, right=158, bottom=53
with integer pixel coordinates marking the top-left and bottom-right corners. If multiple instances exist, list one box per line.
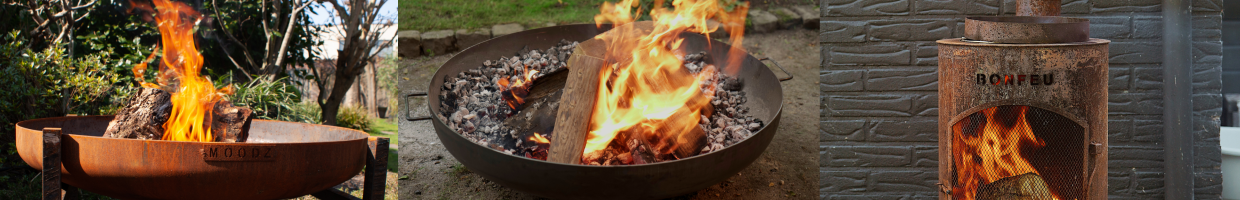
left=15, top=116, right=370, bottom=200
left=427, top=24, right=784, bottom=199
left=937, top=15, right=1109, bottom=199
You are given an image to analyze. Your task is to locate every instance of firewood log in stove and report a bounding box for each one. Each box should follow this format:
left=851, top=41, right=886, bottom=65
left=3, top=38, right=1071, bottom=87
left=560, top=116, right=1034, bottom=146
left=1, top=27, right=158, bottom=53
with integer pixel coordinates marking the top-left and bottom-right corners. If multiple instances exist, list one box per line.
left=104, top=87, right=253, bottom=142
left=975, top=172, right=1054, bottom=200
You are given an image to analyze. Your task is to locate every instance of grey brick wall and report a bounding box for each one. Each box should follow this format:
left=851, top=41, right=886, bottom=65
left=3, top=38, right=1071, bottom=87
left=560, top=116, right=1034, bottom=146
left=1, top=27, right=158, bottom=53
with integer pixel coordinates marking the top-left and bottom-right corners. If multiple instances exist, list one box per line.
left=817, top=0, right=1223, bottom=199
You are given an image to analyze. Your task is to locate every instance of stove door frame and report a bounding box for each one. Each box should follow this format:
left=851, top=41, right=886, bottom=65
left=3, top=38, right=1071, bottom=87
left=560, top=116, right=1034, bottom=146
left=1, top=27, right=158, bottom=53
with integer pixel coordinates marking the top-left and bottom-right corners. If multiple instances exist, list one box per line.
left=936, top=38, right=1110, bottom=200
left=944, top=101, right=1090, bottom=199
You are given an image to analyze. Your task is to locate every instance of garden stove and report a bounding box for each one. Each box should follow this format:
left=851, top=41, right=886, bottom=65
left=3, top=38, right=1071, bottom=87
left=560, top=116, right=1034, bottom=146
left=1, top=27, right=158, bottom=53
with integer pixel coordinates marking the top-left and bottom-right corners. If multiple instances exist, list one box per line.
left=936, top=1, right=1108, bottom=199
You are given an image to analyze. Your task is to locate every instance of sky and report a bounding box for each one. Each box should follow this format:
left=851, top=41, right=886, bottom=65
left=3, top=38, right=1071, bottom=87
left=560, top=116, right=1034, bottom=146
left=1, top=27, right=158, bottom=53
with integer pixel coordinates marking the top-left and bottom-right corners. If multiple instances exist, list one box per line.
left=306, top=0, right=398, bottom=25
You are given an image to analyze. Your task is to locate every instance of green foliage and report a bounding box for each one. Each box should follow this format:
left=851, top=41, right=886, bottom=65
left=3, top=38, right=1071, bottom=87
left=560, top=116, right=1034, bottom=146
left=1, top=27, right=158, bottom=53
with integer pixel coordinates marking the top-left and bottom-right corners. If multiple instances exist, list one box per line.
left=201, top=0, right=322, bottom=78
left=289, top=102, right=324, bottom=124
left=0, top=0, right=328, bottom=198
left=336, top=106, right=372, bottom=133
left=401, top=0, right=610, bottom=31
left=0, top=171, right=41, bottom=199
left=377, top=53, right=400, bottom=119
left=367, top=118, right=398, bottom=146
left=0, top=31, right=128, bottom=200
left=73, top=0, right=160, bottom=79
left=400, top=0, right=752, bottom=31
left=224, top=76, right=318, bottom=123
left=0, top=31, right=131, bottom=134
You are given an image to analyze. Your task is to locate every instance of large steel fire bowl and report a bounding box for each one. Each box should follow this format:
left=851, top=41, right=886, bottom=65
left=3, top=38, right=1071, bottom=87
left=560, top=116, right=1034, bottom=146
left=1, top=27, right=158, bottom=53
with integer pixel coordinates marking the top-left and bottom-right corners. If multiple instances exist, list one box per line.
left=16, top=116, right=369, bottom=200
left=427, top=24, right=784, bottom=199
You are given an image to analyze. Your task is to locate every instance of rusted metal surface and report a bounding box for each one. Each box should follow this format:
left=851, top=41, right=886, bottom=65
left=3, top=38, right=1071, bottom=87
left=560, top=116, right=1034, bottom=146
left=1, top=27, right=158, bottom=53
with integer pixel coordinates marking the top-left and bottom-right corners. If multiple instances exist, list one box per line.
left=964, top=16, right=1089, bottom=44
left=937, top=38, right=1109, bottom=200
left=1016, top=0, right=1061, bottom=16
left=16, top=116, right=370, bottom=200
left=427, top=24, right=784, bottom=199
left=43, top=128, right=63, bottom=200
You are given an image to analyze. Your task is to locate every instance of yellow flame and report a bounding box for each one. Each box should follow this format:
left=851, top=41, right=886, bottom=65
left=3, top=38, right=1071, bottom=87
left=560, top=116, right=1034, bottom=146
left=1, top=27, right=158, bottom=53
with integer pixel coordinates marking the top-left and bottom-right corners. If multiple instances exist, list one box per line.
left=583, top=0, right=748, bottom=161
left=132, top=0, right=232, bottom=142
left=953, top=106, right=1058, bottom=199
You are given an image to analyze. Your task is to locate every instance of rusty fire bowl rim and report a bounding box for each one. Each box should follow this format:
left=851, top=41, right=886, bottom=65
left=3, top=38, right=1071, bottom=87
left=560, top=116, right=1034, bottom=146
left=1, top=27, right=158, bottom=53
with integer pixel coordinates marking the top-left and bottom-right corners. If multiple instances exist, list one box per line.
left=14, top=115, right=371, bottom=200
left=964, top=16, right=1091, bottom=44
left=432, top=23, right=783, bottom=167
left=17, top=116, right=370, bottom=144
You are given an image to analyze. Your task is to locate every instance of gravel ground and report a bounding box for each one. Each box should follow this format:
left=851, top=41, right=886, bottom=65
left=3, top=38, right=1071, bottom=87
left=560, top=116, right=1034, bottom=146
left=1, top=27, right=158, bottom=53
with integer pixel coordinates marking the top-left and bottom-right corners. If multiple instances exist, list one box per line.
left=396, top=29, right=820, bottom=199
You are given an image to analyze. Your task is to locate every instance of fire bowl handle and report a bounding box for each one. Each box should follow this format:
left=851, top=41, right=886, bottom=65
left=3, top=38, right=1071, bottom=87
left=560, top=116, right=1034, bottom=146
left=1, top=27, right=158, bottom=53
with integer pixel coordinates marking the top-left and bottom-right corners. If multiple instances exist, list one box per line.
left=405, top=91, right=431, bottom=121
left=759, top=58, right=793, bottom=82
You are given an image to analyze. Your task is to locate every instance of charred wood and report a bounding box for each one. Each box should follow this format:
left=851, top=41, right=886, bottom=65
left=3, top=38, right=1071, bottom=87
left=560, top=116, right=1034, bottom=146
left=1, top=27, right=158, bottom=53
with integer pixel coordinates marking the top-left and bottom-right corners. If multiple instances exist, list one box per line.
left=211, top=100, right=254, bottom=142
left=104, top=88, right=172, bottom=140
left=975, top=173, right=1055, bottom=200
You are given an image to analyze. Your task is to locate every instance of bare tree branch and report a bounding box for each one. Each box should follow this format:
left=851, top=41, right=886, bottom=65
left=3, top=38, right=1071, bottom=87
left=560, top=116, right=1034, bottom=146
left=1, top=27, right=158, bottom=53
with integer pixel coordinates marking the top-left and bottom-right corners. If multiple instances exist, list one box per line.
left=269, top=1, right=313, bottom=70
left=208, top=0, right=318, bottom=78
left=310, top=0, right=391, bottom=125
left=209, top=0, right=257, bottom=81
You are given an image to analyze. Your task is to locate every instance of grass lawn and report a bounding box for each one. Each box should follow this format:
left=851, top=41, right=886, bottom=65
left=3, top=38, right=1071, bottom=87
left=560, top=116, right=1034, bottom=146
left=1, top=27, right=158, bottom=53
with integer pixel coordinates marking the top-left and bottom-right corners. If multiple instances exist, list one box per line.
left=367, top=118, right=400, bottom=172
left=399, top=0, right=610, bottom=31
left=367, top=118, right=399, bottom=146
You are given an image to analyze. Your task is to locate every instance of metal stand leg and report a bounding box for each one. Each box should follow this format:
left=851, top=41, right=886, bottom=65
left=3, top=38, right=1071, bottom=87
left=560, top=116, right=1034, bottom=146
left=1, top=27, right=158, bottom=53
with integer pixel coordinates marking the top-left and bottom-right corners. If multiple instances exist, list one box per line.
left=312, top=136, right=389, bottom=200
left=42, top=128, right=78, bottom=200
left=363, top=137, right=389, bottom=200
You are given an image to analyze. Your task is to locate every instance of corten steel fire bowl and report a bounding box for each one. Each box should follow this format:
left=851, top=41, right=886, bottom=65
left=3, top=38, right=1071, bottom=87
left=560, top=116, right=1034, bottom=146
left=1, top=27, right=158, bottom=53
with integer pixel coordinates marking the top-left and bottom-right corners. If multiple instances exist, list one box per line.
left=16, top=115, right=369, bottom=200
left=426, top=24, right=784, bottom=199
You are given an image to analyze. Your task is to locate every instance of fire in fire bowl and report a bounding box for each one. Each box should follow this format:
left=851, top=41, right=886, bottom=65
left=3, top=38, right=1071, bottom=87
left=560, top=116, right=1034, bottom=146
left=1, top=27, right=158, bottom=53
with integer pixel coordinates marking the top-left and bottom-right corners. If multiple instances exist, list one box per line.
left=16, top=115, right=369, bottom=200
left=425, top=24, right=784, bottom=199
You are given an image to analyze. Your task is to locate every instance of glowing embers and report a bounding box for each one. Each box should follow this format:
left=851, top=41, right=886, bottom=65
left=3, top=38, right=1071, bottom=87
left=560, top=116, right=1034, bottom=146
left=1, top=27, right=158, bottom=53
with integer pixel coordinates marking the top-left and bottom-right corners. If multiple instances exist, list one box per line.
left=952, top=105, right=1084, bottom=200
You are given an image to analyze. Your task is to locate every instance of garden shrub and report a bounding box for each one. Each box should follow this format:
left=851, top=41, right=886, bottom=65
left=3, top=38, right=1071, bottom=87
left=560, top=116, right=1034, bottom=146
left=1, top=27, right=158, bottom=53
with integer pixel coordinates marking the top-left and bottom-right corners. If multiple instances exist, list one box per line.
left=336, top=106, right=372, bottom=133
left=224, top=76, right=320, bottom=124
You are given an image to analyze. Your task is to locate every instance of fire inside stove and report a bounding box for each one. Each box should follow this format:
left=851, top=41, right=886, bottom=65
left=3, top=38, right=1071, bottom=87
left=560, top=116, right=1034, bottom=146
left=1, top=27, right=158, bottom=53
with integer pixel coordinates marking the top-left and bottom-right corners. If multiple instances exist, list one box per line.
left=951, top=105, right=1083, bottom=200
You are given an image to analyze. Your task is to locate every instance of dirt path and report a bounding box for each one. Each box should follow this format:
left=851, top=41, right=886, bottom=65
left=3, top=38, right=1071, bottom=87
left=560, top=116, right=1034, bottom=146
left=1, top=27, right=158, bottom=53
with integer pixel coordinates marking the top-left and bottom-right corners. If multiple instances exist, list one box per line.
left=396, top=29, right=820, bottom=199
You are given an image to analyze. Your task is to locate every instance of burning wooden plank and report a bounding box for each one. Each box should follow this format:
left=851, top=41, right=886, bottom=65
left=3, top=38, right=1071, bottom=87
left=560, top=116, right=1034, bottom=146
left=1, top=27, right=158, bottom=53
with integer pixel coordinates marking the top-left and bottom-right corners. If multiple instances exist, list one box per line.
left=548, top=21, right=729, bottom=165
left=547, top=38, right=607, bottom=164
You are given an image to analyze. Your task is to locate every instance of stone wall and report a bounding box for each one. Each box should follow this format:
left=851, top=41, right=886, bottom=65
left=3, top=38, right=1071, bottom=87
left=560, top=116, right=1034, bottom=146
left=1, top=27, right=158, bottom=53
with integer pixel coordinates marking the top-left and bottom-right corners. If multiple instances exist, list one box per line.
left=817, top=0, right=1223, bottom=199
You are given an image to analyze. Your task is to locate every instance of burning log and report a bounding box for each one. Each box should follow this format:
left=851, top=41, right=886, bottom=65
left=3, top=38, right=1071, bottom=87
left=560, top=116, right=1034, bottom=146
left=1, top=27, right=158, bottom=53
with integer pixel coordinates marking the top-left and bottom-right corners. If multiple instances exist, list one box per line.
left=210, top=100, right=254, bottom=142
left=975, top=173, right=1055, bottom=200
left=105, top=88, right=172, bottom=140
left=103, top=87, right=253, bottom=142
left=548, top=38, right=607, bottom=164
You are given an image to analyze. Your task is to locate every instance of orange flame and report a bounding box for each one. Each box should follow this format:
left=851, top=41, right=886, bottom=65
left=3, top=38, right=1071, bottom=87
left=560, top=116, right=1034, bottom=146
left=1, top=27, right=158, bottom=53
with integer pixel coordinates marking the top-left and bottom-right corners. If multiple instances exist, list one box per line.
left=583, top=0, right=747, bottom=162
left=499, top=67, right=539, bottom=109
left=952, top=106, right=1059, bottom=199
left=530, top=133, right=550, bottom=144
left=131, top=0, right=232, bottom=142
